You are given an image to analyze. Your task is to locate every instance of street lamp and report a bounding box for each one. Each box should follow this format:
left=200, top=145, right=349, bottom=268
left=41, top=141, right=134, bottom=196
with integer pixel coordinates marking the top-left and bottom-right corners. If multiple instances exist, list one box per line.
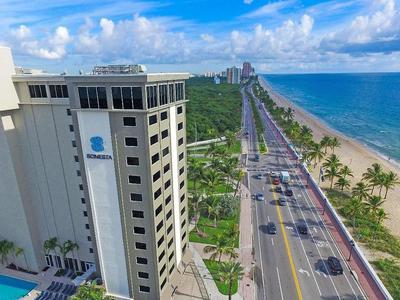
left=348, top=240, right=356, bottom=261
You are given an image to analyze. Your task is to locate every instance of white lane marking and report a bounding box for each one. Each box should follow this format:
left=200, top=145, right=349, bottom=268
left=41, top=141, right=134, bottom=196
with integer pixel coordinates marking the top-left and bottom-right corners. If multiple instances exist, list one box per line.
left=271, top=238, right=274, bottom=247
left=276, top=267, right=284, bottom=300
left=299, top=268, right=310, bottom=277
left=267, top=215, right=270, bottom=222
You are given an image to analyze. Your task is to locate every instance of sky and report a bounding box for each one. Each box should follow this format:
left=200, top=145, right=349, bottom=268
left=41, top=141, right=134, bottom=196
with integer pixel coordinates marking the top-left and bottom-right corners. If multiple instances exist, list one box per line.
left=1, top=0, right=400, bottom=74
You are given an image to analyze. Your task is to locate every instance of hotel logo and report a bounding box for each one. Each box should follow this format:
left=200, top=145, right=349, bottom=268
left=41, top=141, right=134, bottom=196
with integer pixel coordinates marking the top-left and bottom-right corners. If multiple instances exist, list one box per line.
left=87, top=136, right=112, bottom=160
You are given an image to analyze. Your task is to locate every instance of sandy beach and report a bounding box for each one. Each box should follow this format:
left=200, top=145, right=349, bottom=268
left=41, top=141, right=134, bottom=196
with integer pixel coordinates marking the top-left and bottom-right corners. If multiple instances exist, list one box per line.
left=258, top=77, right=400, bottom=237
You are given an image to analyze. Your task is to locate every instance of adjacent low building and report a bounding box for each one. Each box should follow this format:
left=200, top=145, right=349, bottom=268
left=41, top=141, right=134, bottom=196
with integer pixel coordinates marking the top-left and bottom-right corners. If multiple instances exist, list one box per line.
left=0, top=46, right=190, bottom=300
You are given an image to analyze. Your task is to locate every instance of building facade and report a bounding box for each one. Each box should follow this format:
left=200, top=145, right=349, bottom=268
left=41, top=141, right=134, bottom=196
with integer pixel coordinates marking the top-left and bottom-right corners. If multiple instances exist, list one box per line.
left=0, top=47, right=190, bottom=300
left=226, top=66, right=241, bottom=84
left=242, top=62, right=253, bottom=79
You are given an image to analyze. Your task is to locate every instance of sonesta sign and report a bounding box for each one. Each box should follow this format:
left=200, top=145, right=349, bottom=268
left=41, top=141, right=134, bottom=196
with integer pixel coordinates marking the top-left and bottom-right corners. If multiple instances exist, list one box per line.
left=86, top=136, right=112, bottom=160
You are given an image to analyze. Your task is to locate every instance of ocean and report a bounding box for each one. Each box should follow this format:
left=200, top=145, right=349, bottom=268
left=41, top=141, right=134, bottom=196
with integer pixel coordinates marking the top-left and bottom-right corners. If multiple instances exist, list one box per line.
left=261, top=73, right=400, bottom=163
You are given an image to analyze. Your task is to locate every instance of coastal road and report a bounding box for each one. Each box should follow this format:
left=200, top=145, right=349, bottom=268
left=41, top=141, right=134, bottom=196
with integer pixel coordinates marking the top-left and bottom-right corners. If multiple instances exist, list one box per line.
left=241, top=83, right=366, bottom=300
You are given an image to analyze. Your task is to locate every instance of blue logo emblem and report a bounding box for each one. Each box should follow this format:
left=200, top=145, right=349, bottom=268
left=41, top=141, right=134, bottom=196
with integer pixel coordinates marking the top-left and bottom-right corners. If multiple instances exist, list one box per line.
left=90, top=136, right=104, bottom=152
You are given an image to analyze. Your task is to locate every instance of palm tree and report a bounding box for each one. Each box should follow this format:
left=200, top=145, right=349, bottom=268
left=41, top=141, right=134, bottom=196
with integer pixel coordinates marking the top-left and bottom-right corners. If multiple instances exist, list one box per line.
left=206, top=142, right=218, bottom=157
left=345, top=198, right=363, bottom=229
left=329, top=137, right=341, bottom=154
left=320, top=136, right=332, bottom=154
left=335, top=177, right=351, bottom=191
left=383, top=171, right=400, bottom=199
left=373, top=209, right=389, bottom=239
left=201, top=196, right=220, bottom=227
left=216, top=261, right=244, bottom=300
left=188, top=157, right=204, bottom=193
left=201, top=169, right=222, bottom=194
left=203, top=234, right=230, bottom=262
left=376, top=172, right=387, bottom=197
left=283, top=107, right=294, bottom=122
left=189, top=192, right=202, bottom=233
left=72, top=281, right=111, bottom=300
left=58, top=240, right=79, bottom=270
left=352, top=182, right=370, bottom=201
left=325, top=165, right=341, bottom=189
left=0, top=240, right=14, bottom=266
left=365, top=196, right=385, bottom=219
left=323, top=154, right=342, bottom=170
left=308, top=143, right=325, bottom=168
left=224, top=130, right=236, bottom=149
left=362, top=163, right=383, bottom=194
left=233, top=169, right=244, bottom=197
left=340, top=165, right=354, bottom=180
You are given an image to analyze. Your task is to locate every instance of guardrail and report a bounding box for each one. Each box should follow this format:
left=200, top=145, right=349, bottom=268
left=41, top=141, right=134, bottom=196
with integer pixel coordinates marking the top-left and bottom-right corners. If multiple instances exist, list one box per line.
left=255, top=86, right=392, bottom=300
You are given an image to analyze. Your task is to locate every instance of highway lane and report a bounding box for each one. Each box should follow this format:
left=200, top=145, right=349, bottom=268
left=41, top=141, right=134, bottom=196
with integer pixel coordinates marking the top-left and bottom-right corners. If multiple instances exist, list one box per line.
left=242, top=83, right=366, bottom=300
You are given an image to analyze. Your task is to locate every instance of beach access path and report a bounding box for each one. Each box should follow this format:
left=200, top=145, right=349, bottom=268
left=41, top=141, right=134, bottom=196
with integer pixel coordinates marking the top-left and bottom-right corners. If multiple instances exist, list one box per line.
left=258, top=77, right=400, bottom=239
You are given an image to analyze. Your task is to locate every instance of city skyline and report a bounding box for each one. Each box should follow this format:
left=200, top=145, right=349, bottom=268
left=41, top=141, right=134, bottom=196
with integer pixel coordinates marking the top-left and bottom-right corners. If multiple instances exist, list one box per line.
left=1, top=0, right=400, bottom=74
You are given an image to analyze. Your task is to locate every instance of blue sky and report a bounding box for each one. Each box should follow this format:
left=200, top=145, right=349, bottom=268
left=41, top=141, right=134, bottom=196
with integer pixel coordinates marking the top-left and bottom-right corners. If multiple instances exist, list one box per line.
left=1, top=0, right=400, bottom=73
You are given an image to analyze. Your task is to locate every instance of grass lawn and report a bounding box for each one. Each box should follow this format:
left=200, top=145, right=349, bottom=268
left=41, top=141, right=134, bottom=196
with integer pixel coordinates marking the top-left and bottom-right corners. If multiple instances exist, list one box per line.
left=189, top=215, right=239, bottom=247
left=371, top=259, right=400, bottom=299
left=203, top=259, right=238, bottom=296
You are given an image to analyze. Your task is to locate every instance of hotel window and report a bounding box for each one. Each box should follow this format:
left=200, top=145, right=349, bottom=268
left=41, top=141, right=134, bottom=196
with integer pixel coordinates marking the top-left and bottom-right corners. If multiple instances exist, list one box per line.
left=155, top=204, right=162, bottom=216
left=127, top=157, right=139, bottom=166
left=166, top=210, right=172, bottom=220
left=87, top=236, right=91, bottom=241
left=125, top=137, right=138, bottom=147
left=83, top=211, right=88, bottom=217
left=164, top=180, right=171, bottom=189
left=182, top=243, right=187, bottom=253
left=72, top=140, right=76, bottom=147
left=181, top=219, right=186, bottom=228
left=89, top=248, right=93, bottom=253
left=135, top=242, right=147, bottom=250
left=178, top=137, right=184, bottom=146
left=132, top=210, right=144, bottom=219
left=181, top=207, right=186, bottom=216
left=136, top=257, right=148, bottom=265
left=175, top=82, right=184, bottom=100
left=163, top=163, right=170, bottom=173
left=69, top=125, right=74, bottom=132
left=139, top=286, right=150, bottom=293
left=74, top=155, right=79, bottom=162
left=161, top=129, right=168, bottom=139
left=181, top=231, right=186, bottom=240
left=169, top=84, right=175, bottom=102
left=66, top=108, right=71, bottom=116
left=177, top=106, right=183, bottom=114
left=146, top=86, right=158, bottom=109
left=149, top=114, right=157, bottom=125
left=169, top=252, right=174, bottom=261
left=179, top=152, right=184, bottom=161
left=78, top=86, right=107, bottom=109
left=159, top=84, right=168, bottom=105
left=161, top=278, right=167, bottom=290
left=79, top=184, right=84, bottom=190
left=28, top=85, right=47, bottom=98
left=85, top=224, right=90, bottom=229
left=150, top=134, right=158, bottom=145
left=168, top=238, right=173, bottom=249
left=153, top=171, right=160, bottom=182
left=138, top=272, right=149, bottom=279
left=162, top=147, right=169, bottom=157
left=167, top=225, right=173, bottom=235
left=180, top=194, right=185, bottom=203
left=123, top=117, right=136, bottom=127
left=81, top=198, right=85, bottom=204
left=179, top=167, right=184, bottom=175
left=159, top=264, right=166, bottom=276
left=178, top=122, right=183, bottom=130
left=154, top=188, right=162, bottom=200
left=134, top=227, right=145, bottom=235
left=152, top=153, right=160, bottom=164
left=128, top=175, right=141, bottom=184
left=161, top=111, right=168, bottom=120
left=130, top=193, right=142, bottom=202
left=156, top=221, right=163, bottom=233
left=158, top=250, right=165, bottom=262
left=180, top=181, right=184, bottom=189
left=49, top=85, right=69, bottom=98
left=169, top=264, right=175, bottom=274
left=165, top=195, right=171, bottom=206
left=112, top=87, right=143, bottom=109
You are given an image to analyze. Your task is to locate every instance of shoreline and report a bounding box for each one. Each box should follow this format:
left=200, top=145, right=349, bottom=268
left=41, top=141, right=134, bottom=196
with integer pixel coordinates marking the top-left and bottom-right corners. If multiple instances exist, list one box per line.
left=257, top=76, right=400, bottom=237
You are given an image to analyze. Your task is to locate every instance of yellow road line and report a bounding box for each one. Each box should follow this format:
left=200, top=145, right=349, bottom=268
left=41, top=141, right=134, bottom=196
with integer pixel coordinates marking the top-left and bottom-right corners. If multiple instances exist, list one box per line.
left=272, top=183, right=303, bottom=300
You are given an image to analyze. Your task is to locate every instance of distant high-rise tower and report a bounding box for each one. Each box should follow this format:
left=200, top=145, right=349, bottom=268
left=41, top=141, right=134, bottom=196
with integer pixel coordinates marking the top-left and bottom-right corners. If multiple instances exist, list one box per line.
left=242, top=62, right=252, bottom=79
left=226, top=66, right=241, bottom=84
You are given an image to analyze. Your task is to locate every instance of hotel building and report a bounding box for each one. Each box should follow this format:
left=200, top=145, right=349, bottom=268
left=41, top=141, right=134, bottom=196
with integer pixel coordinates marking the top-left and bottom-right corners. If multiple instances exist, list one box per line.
left=0, top=47, right=190, bottom=299
left=226, top=66, right=241, bottom=84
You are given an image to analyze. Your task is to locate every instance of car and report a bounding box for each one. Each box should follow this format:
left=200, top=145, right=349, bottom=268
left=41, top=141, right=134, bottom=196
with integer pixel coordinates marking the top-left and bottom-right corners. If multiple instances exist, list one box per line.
left=256, top=193, right=264, bottom=201
left=256, top=174, right=262, bottom=180
left=285, top=189, right=293, bottom=196
left=275, top=186, right=282, bottom=193
left=270, top=171, right=278, bottom=178
left=278, top=198, right=287, bottom=206
left=297, top=224, right=308, bottom=234
left=327, top=256, right=343, bottom=275
left=254, top=154, right=260, bottom=162
left=267, top=222, right=277, bottom=234
left=272, top=178, right=280, bottom=185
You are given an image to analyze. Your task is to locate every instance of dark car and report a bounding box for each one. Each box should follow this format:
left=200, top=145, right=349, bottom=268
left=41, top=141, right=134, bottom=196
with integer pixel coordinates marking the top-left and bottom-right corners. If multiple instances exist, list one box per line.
left=254, top=154, right=260, bottom=162
left=297, top=224, right=308, bottom=235
left=285, top=189, right=293, bottom=196
left=267, top=222, right=277, bottom=234
left=275, top=186, right=282, bottom=193
left=327, top=256, right=343, bottom=275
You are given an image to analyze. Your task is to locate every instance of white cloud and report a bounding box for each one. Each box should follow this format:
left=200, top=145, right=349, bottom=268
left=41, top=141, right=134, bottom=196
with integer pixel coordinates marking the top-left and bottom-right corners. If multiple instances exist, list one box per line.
left=243, top=0, right=254, bottom=4
left=200, top=33, right=215, bottom=43
left=13, top=25, right=31, bottom=39
left=241, top=0, right=296, bottom=18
